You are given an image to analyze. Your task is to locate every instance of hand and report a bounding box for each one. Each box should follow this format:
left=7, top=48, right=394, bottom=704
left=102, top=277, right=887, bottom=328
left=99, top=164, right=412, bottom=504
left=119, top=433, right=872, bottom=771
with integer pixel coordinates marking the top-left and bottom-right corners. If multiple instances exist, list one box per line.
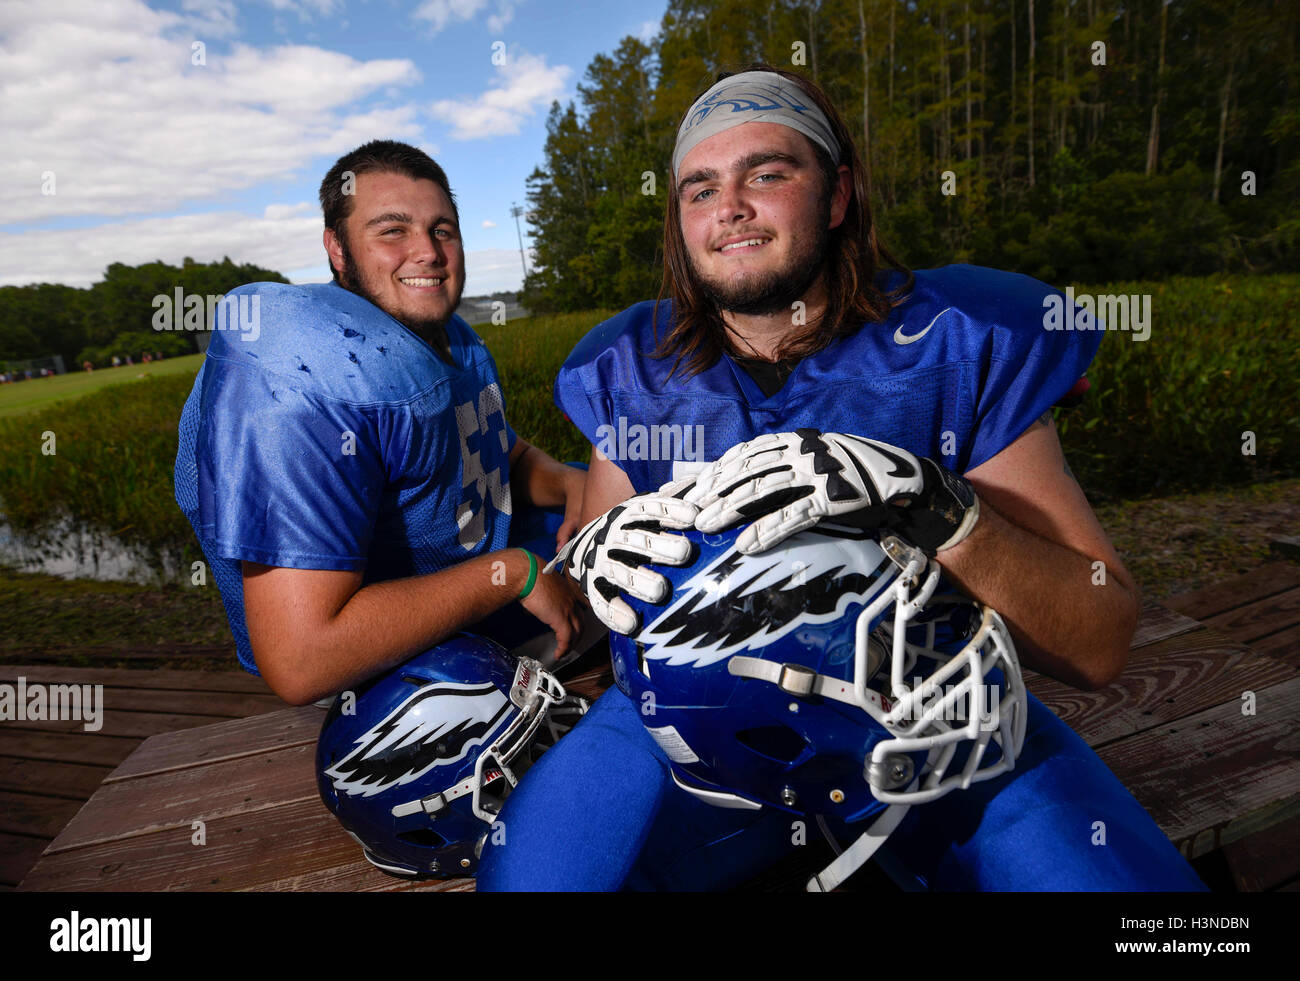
left=519, top=567, right=584, bottom=662
left=544, top=493, right=699, bottom=634
left=555, top=466, right=586, bottom=551
left=686, top=429, right=979, bottom=556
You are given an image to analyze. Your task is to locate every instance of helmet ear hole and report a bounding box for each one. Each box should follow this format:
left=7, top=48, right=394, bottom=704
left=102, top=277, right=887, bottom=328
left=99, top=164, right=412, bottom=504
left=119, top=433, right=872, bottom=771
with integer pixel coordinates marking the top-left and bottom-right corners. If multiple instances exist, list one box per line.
left=735, top=725, right=808, bottom=765
left=396, top=828, right=451, bottom=850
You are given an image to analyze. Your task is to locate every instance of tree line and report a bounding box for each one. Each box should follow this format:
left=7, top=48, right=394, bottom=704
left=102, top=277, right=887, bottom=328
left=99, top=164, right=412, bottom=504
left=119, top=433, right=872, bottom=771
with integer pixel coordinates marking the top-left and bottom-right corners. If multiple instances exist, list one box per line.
left=521, top=0, right=1298, bottom=313
left=0, top=258, right=289, bottom=367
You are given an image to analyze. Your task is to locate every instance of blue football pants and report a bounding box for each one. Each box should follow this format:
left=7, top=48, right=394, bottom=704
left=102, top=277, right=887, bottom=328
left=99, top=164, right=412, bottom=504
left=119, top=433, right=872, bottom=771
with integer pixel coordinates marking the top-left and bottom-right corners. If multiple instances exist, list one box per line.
left=477, top=686, right=1207, bottom=891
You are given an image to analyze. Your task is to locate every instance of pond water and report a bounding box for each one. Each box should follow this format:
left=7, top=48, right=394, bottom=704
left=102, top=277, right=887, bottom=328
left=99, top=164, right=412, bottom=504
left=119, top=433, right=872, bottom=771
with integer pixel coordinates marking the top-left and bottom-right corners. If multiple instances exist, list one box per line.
left=0, top=517, right=185, bottom=585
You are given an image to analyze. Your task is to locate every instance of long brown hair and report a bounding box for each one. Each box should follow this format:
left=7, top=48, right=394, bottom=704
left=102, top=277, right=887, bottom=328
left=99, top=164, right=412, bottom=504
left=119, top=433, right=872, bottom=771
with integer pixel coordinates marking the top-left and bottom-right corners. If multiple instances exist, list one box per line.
left=655, top=65, right=913, bottom=376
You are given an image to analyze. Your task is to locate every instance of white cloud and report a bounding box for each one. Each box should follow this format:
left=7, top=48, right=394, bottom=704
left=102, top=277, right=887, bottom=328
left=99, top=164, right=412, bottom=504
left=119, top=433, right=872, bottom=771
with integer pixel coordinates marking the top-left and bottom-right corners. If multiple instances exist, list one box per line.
left=0, top=212, right=532, bottom=294
left=263, top=202, right=317, bottom=220
left=637, top=19, right=659, bottom=42
left=429, top=50, right=570, bottom=140
left=181, top=0, right=241, bottom=38
left=413, top=0, right=488, bottom=34
left=464, top=248, right=530, bottom=294
left=486, top=0, right=521, bottom=34
left=413, top=0, right=522, bottom=35
left=481, top=219, right=498, bottom=228
left=0, top=209, right=326, bottom=289
left=0, top=0, right=424, bottom=224
left=264, top=0, right=343, bottom=18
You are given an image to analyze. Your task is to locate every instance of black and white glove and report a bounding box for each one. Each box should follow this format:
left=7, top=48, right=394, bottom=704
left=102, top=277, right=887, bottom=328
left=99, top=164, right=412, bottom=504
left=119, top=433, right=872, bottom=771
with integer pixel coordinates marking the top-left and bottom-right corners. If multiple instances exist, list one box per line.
left=685, top=429, right=979, bottom=556
left=544, top=489, right=699, bottom=634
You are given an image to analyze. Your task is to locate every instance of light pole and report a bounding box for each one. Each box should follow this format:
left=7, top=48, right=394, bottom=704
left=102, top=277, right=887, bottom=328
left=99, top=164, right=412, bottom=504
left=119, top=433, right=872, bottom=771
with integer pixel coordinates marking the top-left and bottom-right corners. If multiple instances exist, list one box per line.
left=510, top=203, right=529, bottom=282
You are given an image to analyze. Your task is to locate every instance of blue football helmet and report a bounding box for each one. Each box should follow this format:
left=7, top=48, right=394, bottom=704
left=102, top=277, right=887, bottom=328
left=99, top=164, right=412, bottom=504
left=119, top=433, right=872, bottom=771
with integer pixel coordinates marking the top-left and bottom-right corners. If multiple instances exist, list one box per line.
left=609, top=524, right=1027, bottom=891
left=316, top=633, right=586, bottom=879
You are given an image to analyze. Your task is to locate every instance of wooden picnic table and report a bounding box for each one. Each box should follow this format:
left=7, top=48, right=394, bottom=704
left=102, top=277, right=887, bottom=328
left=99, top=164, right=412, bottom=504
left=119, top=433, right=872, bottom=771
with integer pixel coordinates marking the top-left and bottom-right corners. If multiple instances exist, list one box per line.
left=12, top=562, right=1300, bottom=892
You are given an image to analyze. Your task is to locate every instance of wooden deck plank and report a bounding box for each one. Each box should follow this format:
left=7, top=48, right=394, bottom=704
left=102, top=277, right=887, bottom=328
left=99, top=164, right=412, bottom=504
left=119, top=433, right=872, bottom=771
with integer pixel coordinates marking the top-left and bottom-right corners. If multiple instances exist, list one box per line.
left=0, top=681, right=281, bottom=721
left=60, top=687, right=281, bottom=718
left=1248, top=623, right=1300, bottom=668
left=1195, top=587, right=1300, bottom=647
left=0, top=730, right=141, bottom=768
left=0, top=790, right=83, bottom=839
left=18, top=796, right=470, bottom=892
left=1130, top=600, right=1204, bottom=650
left=0, top=710, right=269, bottom=740
left=0, top=666, right=271, bottom=695
left=46, top=743, right=318, bottom=854
left=1163, top=563, right=1300, bottom=620
left=1094, top=674, right=1300, bottom=858
left=0, top=756, right=113, bottom=799
left=105, top=705, right=325, bottom=782
left=1027, top=626, right=1296, bottom=748
left=0, top=833, right=49, bottom=888
left=1221, top=812, right=1300, bottom=892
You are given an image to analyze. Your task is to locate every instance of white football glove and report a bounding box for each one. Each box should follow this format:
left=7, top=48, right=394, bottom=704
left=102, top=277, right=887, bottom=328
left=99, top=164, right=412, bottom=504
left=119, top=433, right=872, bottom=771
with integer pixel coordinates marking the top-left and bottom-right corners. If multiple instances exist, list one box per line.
left=685, top=429, right=979, bottom=556
left=544, top=488, right=699, bottom=635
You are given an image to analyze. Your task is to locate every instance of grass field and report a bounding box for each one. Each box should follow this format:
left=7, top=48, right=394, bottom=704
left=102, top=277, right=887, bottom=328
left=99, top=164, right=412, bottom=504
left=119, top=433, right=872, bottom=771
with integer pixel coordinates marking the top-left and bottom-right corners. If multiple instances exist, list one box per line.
left=0, top=353, right=205, bottom=419
left=0, top=277, right=1296, bottom=564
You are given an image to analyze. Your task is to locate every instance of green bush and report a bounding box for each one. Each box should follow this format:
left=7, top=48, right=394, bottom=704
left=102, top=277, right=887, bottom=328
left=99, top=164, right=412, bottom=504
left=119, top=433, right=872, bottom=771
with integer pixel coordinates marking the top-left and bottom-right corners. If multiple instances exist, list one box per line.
left=1058, top=274, right=1299, bottom=498
left=0, top=279, right=1294, bottom=560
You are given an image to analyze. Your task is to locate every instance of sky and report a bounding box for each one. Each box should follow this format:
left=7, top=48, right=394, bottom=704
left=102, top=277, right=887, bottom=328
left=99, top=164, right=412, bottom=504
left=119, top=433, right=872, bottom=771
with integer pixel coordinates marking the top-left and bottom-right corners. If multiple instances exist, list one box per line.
left=0, top=0, right=666, bottom=294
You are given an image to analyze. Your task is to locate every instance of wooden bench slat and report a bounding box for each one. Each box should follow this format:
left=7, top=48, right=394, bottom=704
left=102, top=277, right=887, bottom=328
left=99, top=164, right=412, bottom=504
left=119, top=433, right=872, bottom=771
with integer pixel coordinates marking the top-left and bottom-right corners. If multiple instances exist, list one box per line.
left=1028, top=626, right=1296, bottom=748
left=1221, top=811, right=1300, bottom=892
left=69, top=687, right=282, bottom=718
left=1130, top=600, right=1204, bottom=650
left=1248, top=623, right=1300, bottom=668
left=46, top=743, right=318, bottom=854
left=1, top=710, right=266, bottom=740
left=0, top=730, right=141, bottom=768
left=1163, top=562, right=1300, bottom=620
left=0, top=756, right=113, bottom=799
left=0, top=790, right=84, bottom=839
left=0, top=678, right=281, bottom=721
left=1095, top=673, right=1300, bottom=858
left=19, top=796, right=469, bottom=892
left=104, top=705, right=325, bottom=782
left=1196, top=587, right=1300, bottom=646
left=0, top=832, right=49, bottom=888
left=0, top=666, right=270, bottom=695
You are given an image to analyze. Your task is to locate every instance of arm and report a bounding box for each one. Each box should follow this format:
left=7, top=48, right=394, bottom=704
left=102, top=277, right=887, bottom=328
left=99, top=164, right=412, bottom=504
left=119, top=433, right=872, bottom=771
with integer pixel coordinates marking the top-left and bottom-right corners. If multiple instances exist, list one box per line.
left=578, top=444, right=635, bottom=524
left=243, top=550, right=582, bottom=706
left=508, top=436, right=588, bottom=547
left=937, top=412, right=1139, bottom=690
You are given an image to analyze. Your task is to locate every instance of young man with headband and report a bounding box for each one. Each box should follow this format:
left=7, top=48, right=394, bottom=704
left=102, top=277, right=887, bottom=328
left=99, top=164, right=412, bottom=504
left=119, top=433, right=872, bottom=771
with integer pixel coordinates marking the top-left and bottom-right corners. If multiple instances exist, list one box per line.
left=477, top=69, right=1204, bottom=890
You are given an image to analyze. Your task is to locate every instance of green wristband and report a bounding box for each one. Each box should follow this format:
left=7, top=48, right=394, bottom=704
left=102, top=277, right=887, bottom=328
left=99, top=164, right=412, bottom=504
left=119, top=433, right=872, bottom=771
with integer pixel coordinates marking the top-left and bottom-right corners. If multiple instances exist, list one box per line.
left=517, top=548, right=538, bottom=599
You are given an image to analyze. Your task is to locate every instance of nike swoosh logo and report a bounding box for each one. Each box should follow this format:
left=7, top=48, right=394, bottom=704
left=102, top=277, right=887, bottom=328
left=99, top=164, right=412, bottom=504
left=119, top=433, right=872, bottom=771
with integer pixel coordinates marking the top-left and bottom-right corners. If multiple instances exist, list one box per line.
left=894, top=306, right=952, bottom=345
left=841, top=438, right=917, bottom=503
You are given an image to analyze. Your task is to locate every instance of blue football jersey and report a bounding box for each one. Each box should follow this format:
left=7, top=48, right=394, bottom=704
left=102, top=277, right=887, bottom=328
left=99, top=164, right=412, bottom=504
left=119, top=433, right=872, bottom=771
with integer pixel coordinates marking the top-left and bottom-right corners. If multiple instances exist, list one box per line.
left=175, top=282, right=517, bottom=674
left=554, top=265, right=1101, bottom=493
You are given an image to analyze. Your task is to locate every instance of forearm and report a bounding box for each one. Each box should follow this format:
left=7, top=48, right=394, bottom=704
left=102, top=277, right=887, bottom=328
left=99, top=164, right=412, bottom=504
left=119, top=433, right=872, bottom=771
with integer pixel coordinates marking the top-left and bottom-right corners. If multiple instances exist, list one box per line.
left=936, top=496, right=1139, bottom=690
left=511, top=440, right=584, bottom=510
left=250, top=549, right=536, bottom=704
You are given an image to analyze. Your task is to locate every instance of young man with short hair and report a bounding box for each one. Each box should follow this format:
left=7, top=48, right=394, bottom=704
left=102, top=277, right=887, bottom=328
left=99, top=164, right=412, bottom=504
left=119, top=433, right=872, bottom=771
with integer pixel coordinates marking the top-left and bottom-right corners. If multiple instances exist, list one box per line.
left=175, top=140, right=585, bottom=707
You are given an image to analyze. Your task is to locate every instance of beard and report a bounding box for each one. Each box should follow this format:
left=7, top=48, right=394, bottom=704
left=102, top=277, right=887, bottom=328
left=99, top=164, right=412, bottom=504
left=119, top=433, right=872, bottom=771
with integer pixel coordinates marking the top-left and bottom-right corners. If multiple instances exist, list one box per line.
left=334, top=232, right=454, bottom=336
left=689, top=199, right=832, bottom=318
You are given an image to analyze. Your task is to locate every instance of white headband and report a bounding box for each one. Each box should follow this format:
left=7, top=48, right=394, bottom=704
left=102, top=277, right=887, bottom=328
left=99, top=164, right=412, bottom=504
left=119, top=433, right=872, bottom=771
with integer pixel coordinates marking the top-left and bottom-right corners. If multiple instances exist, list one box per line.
left=673, top=70, right=842, bottom=179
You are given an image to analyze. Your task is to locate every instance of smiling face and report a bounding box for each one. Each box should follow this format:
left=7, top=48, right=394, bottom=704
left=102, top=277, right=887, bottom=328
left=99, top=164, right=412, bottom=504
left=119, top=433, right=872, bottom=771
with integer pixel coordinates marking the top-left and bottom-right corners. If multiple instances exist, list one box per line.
left=675, top=121, right=849, bottom=318
left=324, top=170, right=465, bottom=334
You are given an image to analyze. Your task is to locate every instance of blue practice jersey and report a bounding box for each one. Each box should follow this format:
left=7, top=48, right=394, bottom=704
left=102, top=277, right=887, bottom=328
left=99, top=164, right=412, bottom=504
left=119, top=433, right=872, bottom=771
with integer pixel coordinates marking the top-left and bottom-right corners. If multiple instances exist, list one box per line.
left=554, top=265, right=1101, bottom=492
left=175, top=282, right=517, bottom=675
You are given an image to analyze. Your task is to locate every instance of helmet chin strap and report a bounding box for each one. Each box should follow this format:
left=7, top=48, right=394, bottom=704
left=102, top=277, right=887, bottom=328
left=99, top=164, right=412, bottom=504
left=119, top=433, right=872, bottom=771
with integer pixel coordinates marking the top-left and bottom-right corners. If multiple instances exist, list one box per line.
left=807, top=797, right=914, bottom=892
